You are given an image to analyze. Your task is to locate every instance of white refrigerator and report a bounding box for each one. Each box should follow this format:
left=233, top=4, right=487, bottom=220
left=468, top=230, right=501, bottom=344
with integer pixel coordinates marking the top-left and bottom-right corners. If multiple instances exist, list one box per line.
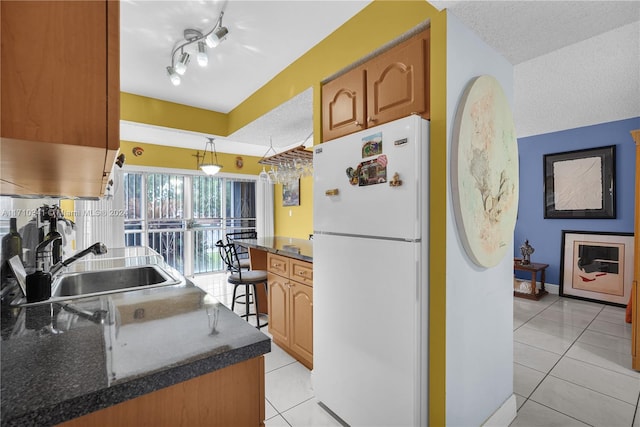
left=312, top=115, right=429, bottom=426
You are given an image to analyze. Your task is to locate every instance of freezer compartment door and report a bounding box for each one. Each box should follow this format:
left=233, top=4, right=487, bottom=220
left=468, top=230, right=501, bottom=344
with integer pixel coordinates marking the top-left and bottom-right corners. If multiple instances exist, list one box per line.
left=313, top=115, right=428, bottom=240
left=313, top=234, right=426, bottom=426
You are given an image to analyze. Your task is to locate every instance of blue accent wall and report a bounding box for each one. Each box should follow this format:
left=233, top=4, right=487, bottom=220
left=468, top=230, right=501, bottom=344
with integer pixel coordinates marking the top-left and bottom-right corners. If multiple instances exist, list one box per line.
left=515, top=117, right=640, bottom=286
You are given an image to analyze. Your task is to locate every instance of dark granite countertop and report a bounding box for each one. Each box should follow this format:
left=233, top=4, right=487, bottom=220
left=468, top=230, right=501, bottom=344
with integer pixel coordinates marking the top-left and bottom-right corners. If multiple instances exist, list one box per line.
left=232, top=236, right=313, bottom=262
left=1, top=280, right=270, bottom=427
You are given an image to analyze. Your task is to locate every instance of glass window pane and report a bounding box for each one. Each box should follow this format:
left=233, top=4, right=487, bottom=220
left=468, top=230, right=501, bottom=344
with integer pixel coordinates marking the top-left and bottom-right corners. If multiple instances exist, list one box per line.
left=123, top=173, right=143, bottom=220
left=193, top=176, right=222, bottom=219
left=147, top=174, right=184, bottom=219
left=193, top=228, right=224, bottom=274
left=148, top=230, right=184, bottom=273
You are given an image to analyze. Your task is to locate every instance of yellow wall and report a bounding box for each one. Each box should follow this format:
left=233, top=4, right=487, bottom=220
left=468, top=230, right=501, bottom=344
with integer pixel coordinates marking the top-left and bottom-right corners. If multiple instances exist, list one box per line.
left=120, top=2, right=447, bottom=422
left=119, top=140, right=263, bottom=175
left=273, top=176, right=313, bottom=239
left=121, top=93, right=228, bottom=136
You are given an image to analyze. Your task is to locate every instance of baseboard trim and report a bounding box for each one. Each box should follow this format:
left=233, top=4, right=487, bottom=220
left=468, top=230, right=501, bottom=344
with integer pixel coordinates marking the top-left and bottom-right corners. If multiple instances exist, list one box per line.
left=482, top=394, right=517, bottom=426
left=546, top=282, right=559, bottom=295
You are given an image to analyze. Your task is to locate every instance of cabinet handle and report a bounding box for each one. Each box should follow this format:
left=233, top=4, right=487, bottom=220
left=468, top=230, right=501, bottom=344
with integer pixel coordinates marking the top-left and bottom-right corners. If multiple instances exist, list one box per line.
left=367, top=116, right=377, bottom=123
left=354, top=121, right=362, bottom=127
left=325, top=189, right=339, bottom=196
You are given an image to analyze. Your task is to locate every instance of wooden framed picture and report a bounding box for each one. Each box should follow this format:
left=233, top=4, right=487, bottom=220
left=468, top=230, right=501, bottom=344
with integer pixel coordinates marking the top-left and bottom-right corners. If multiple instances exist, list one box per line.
left=282, top=179, right=300, bottom=207
left=543, top=145, right=616, bottom=219
left=560, top=230, right=634, bottom=306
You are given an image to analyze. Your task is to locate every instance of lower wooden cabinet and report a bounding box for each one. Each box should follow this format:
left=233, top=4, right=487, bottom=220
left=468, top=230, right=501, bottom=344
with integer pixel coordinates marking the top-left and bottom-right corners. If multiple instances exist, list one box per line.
left=58, top=356, right=266, bottom=427
left=267, top=253, right=313, bottom=369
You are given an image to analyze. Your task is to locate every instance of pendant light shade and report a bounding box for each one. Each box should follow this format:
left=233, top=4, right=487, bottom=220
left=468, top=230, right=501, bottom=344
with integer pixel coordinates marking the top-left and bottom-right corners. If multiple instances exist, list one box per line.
left=200, top=164, right=222, bottom=175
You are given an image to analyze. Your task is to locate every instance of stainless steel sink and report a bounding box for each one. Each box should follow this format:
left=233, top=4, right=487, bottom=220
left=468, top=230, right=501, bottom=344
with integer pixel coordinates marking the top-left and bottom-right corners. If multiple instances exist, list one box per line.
left=50, top=265, right=181, bottom=299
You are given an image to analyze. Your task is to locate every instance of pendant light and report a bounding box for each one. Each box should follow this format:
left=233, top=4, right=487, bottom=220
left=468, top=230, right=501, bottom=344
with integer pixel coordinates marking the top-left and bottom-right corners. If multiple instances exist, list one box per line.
left=198, top=137, right=223, bottom=175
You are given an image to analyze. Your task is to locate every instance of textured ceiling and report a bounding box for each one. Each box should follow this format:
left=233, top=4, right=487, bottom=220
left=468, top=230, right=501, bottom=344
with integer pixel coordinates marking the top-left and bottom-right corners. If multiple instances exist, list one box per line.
left=432, top=1, right=640, bottom=64
left=121, top=1, right=640, bottom=155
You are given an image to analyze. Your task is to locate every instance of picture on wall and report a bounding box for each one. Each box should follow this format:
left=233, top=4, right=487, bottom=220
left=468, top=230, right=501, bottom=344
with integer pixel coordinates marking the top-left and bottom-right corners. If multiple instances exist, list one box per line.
left=560, top=230, right=634, bottom=306
left=543, top=145, right=616, bottom=219
left=282, top=179, right=300, bottom=207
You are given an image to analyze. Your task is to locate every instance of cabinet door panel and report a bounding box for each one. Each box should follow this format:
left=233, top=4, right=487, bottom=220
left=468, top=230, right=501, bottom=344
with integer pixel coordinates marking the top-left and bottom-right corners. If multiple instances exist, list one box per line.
left=366, top=32, right=427, bottom=126
left=268, top=272, right=289, bottom=345
left=290, top=283, right=313, bottom=367
left=322, top=65, right=366, bottom=142
left=1, top=1, right=110, bottom=148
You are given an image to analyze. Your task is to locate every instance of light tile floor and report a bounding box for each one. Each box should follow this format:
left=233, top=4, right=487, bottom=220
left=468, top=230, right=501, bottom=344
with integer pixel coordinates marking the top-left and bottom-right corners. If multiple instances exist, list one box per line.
left=512, top=294, right=640, bottom=427
left=193, top=273, right=640, bottom=426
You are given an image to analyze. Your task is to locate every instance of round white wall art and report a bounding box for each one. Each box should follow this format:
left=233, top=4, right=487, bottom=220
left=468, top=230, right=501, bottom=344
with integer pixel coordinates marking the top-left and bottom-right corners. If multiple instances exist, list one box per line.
left=452, top=75, right=519, bottom=268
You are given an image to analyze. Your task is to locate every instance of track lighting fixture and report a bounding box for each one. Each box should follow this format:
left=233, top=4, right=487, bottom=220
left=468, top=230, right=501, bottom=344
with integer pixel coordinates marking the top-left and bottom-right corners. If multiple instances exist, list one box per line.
left=195, top=137, right=223, bottom=176
left=167, top=11, right=229, bottom=85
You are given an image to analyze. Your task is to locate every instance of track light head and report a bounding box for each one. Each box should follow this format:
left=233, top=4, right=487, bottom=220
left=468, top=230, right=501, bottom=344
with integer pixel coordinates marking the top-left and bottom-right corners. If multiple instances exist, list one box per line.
left=197, top=41, right=208, bottom=67
left=175, top=52, right=190, bottom=75
left=166, top=66, right=181, bottom=86
left=206, top=26, right=229, bottom=48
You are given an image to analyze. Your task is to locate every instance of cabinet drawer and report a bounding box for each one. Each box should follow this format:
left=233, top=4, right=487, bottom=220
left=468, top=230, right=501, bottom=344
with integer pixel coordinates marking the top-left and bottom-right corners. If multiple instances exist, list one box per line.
left=291, top=260, right=313, bottom=287
left=267, top=253, right=290, bottom=277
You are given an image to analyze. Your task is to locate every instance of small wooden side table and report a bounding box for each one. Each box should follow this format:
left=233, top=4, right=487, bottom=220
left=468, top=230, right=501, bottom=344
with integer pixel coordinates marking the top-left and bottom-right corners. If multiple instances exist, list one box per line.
left=513, top=259, right=549, bottom=300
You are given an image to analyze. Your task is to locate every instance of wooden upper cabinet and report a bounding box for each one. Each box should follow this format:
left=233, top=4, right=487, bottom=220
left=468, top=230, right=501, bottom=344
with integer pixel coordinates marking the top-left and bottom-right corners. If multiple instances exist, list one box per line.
left=0, top=0, right=119, bottom=198
left=321, top=27, right=430, bottom=142
left=366, top=30, right=428, bottom=127
left=321, top=65, right=366, bottom=142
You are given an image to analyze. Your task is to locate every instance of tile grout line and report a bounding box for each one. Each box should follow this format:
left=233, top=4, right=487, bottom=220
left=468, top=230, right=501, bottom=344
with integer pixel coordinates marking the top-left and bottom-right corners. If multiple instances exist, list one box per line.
left=516, top=299, right=607, bottom=424
left=265, top=396, right=293, bottom=426
left=632, top=389, right=640, bottom=427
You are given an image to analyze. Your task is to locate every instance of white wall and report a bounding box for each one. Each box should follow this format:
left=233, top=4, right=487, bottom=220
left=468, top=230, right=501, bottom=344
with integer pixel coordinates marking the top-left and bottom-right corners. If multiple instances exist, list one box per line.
left=446, top=13, right=515, bottom=426
left=515, top=21, right=640, bottom=138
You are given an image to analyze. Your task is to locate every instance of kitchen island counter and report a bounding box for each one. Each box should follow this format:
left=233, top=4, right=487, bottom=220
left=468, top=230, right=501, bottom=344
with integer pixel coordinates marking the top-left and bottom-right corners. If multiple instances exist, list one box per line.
left=0, top=280, right=270, bottom=426
left=231, top=236, right=313, bottom=262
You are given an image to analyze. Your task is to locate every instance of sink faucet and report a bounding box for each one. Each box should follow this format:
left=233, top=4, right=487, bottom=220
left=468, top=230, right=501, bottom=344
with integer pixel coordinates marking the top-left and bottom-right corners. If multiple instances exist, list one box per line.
left=49, top=242, right=108, bottom=276
left=34, top=234, right=63, bottom=273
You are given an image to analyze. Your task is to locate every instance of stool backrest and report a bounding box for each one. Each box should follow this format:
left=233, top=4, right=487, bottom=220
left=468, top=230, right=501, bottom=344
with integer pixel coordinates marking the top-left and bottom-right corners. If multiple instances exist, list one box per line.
left=225, top=230, right=256, bottom=264
left=215, top=239, right=245, bottom=278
